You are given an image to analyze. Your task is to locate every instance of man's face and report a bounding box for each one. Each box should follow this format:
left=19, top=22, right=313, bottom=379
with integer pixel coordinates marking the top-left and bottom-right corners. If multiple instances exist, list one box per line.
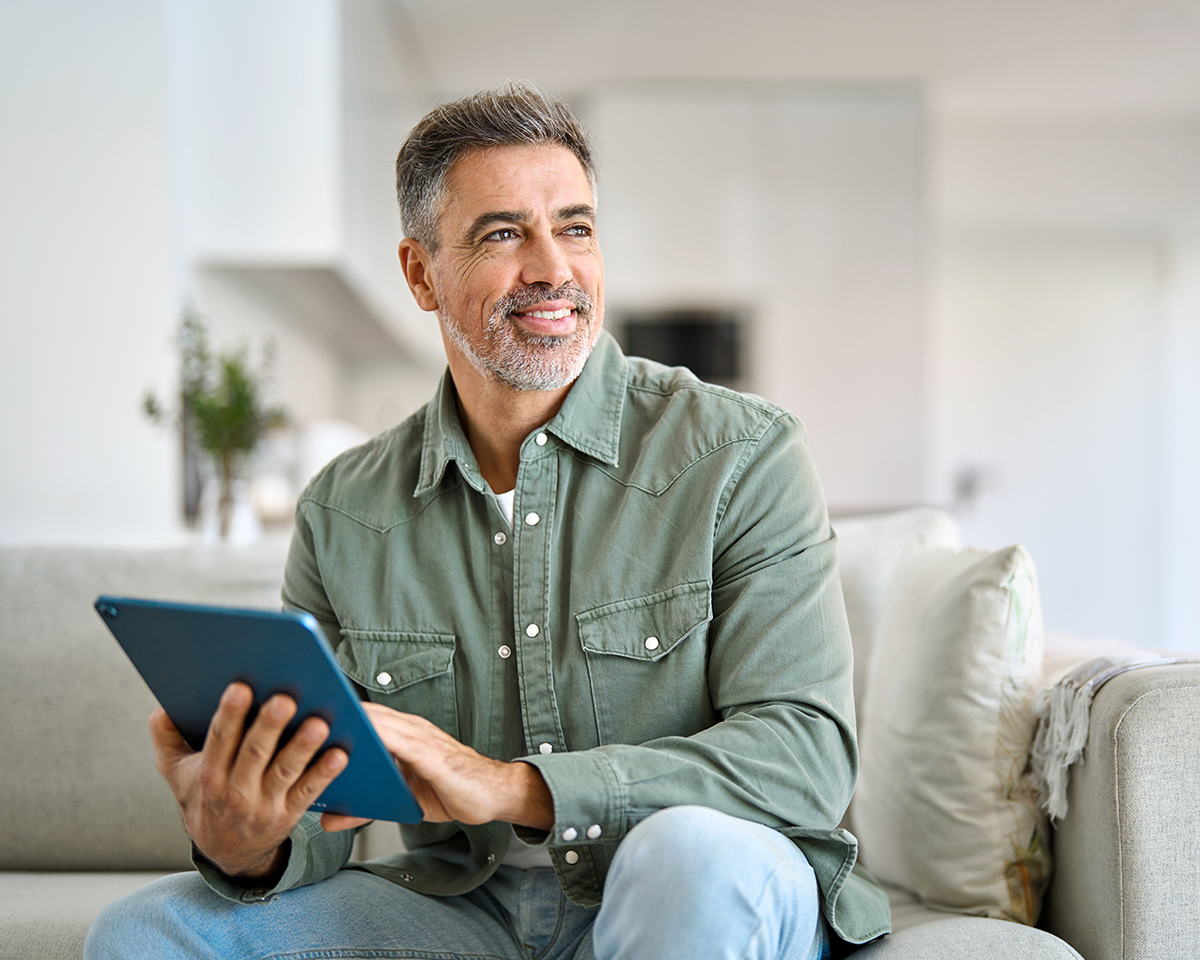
left=424, top=143, right=604, bottom=392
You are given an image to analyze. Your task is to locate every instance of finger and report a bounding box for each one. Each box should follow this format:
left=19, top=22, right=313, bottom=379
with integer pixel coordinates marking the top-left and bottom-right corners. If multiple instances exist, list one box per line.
left=320, top=812, right=372, bottom=832
left=227, top=692, right=298, bottom=788
left=262, top=715, right=331, bottom=800
left=149, top=707, right=190, bottom=753
left=201, top=682, right=256, bottom=770
left=149, top=707, right=195, bottom=780
left=285, top=745, right=349, bottom=815
left=362, top=705, right=448, bottom=764
left=394, top=757, right=449, bottom=822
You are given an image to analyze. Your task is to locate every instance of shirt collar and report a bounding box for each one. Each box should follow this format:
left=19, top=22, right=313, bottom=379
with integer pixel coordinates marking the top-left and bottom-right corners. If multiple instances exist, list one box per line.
left=415, top=330, right=627, bottom=497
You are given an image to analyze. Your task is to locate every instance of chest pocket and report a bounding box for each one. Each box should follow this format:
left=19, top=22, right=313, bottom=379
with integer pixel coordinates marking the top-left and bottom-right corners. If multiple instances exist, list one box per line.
left=335, top=630, right=459, bottom=739
left=576, top=581, right=714, bottom=745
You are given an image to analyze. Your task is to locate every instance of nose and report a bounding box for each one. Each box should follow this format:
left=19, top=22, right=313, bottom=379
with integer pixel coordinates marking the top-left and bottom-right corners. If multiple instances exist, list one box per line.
left=518, top=231, right=573, bottom=289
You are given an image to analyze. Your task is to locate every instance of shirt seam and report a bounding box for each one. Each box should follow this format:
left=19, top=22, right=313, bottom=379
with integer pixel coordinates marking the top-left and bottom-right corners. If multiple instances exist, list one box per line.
left=566, top=435, right=765, bottom=496
left=714, top=411, right=786, bottom=531
left=298, top=479, right=462, bottom=534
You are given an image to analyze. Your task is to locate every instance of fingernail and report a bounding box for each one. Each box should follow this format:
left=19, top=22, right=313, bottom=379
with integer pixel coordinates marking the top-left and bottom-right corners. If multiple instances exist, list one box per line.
left=225, top=683, right=250, bottom=705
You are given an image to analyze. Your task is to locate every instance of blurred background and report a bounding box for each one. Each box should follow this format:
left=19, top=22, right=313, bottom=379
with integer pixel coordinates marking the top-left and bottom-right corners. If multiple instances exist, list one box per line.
left=1, top=0, right=1198, bottom=649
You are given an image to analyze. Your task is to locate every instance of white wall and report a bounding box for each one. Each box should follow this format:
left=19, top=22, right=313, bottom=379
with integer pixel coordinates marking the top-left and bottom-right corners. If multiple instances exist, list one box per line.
left=933, top=116, right=1200, bottom=648
left=593, top=85, right=926, bottom=512
left=936, top=233, right=1164, bottom=645
left=1159, top=243, right=1200, bottom=649
left=171, top=0, right=343, bottom=262
left=0, top=0, right=181, bottom=545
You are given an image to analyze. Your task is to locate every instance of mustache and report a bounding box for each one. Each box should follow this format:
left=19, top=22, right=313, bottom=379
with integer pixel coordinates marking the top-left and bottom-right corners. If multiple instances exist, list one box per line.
left=492, top=282, right=594, bottom=322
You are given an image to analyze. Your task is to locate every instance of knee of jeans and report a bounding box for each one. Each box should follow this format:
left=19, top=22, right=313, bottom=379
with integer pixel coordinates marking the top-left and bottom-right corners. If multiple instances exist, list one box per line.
left=598, top=808, right=823, bottom=960
left=609, top=805, right=778, bottom=884
left=84, top=873, right=208, bottom=960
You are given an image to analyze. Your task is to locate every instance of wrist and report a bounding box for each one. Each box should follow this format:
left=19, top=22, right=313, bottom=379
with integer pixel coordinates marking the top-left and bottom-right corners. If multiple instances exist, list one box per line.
left=205, top=841, right=290, bottom=883
left=499, top=761, right=554, bottom=831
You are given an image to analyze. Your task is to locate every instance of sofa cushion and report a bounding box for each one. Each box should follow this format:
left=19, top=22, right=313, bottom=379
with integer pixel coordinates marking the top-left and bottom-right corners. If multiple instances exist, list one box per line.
left=851, top=545, right=1051, bottom=924
left=833, top=508, right=962, bottom=720
left=0, top=871, right=171, bottom=960
left=0, top=538, right=288, bottom=871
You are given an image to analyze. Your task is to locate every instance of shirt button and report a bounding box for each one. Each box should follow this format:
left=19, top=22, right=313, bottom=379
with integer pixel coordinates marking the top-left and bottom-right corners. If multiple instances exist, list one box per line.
left=535, top=433, right=548, bottom=446
left=562, top=827, right=578, bottom=842
left=494, top=531, right=507, bottom=545
left=498, top=645, right=512, bottom=659
left=524, top=512, right=541, bottom=526
left=564, top=850, right=580, bottom=865
left=376, top=671, right=393, bottom=686
left=644, top=636, right=660, bottom=651
left=526, top=623, right=540, bottom=638
left=587, top=824, right=602, bottom=839
left=539, top=742, right=554, bottom=755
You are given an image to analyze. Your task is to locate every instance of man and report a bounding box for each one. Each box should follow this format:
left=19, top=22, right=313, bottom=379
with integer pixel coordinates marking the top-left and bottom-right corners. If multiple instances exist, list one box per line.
left=86, top=83, right=889, bottom=960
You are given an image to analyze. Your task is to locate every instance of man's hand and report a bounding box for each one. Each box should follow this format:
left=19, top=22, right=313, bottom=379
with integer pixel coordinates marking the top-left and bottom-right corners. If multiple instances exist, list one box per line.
left=150, top=681, right=348, bottom=880
left=320, top=704, right=553, bottom=834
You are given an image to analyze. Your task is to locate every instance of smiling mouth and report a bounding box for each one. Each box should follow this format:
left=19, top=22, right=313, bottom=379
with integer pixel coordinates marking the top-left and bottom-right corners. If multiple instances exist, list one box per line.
left=514, top=307, right=574, bottom=321
left=491, top=282, right=594, bottom=336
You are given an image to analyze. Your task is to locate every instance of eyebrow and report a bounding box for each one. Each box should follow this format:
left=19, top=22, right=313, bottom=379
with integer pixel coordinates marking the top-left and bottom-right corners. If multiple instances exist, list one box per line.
left=464, top=204, right=597, bottom=241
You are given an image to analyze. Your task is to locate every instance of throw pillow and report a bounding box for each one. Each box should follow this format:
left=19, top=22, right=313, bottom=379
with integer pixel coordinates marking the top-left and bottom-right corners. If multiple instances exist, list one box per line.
left=851, top=544, right=1051, bottom=924
left=834, top=507, right=962, bottom=719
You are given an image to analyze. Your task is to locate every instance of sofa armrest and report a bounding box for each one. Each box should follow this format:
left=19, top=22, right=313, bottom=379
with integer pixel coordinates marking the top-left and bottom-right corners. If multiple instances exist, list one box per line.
left=1042, top=662, right=1200, bottom=960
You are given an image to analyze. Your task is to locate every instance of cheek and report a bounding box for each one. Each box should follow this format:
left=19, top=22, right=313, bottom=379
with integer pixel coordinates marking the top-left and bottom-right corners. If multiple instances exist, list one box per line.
left=438, top=257, right=502, bottom=315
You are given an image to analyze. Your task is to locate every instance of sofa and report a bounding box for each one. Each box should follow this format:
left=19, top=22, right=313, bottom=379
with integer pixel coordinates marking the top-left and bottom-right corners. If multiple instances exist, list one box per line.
left=2, top=509, right=1197, bottom=959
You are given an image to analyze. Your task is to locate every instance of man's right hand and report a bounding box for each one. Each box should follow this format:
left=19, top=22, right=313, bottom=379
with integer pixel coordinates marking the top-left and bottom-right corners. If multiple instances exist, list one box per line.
left=149, top=681, right=349, bottom=881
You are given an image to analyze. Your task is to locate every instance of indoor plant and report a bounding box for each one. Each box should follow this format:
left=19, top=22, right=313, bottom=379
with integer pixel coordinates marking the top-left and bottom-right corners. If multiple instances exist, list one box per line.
left=144, top=308, right=287, bottom=539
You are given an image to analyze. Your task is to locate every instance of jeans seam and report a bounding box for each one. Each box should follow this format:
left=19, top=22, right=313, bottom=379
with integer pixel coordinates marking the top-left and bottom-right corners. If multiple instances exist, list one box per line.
left=528, top=888, right=569, bottom=960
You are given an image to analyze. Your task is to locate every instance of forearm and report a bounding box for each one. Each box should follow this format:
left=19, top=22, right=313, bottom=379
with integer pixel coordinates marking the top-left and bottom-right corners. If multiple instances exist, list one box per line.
left=525, top=699, right=856, bottom=845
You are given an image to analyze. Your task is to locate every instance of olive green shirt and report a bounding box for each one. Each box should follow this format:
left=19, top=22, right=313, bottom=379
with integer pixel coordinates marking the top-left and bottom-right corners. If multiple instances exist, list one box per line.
left=199, top=332, right=890, bottom=946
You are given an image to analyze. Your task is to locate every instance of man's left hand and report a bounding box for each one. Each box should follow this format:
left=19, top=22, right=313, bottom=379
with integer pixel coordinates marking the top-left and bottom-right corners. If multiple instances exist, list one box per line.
left=320, top=704, right=554, bottom=834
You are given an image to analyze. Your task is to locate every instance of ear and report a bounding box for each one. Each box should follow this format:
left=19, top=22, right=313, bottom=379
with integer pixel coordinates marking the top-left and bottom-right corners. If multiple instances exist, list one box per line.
left=399, top=238, right=439, bottom=312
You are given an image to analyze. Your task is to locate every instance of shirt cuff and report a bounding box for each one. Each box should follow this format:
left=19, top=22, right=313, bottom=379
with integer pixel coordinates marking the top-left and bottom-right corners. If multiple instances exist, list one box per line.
left=191, top=812, right=348, bottom=904
left=521, top=748, right=625, bottom=852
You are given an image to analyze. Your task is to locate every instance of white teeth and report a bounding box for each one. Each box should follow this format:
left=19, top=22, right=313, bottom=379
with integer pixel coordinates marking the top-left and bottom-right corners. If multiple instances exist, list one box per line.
left=524, top=308, right=572, bottom=320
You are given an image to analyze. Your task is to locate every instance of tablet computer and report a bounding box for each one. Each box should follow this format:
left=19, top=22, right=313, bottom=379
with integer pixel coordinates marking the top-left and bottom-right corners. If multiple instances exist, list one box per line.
left=94, top=595, right=423, bottom=824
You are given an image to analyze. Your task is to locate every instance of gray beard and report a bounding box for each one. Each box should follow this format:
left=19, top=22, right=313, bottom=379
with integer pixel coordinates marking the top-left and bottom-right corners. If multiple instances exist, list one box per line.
left=445, top=283, right=598, bottom=392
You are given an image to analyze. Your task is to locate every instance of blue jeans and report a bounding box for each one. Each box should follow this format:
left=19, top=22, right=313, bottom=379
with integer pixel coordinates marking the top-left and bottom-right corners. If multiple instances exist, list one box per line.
left=85, top=806, right=830, bottom=960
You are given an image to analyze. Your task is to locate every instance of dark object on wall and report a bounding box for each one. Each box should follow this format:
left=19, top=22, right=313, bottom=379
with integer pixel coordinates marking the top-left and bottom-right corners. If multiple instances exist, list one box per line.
left=621, top=309, right=744, bottom=385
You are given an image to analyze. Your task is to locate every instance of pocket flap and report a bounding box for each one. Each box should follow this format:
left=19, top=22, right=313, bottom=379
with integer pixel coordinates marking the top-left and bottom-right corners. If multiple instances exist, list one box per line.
left=576, top=582, right=711, bottom=661
left=336, top=630, right=455, bottom=693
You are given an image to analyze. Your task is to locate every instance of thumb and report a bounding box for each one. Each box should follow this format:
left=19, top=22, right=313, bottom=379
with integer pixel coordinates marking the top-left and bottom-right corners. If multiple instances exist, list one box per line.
left=149, top=707, right=192, bottom=756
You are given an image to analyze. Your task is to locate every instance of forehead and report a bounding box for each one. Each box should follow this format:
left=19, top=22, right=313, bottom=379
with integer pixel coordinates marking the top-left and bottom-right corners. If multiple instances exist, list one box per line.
left=440, top=143, right=594, bottom=227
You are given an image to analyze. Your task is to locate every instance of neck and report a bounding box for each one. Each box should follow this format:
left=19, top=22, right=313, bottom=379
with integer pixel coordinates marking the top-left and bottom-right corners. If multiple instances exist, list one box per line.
left=447, top=354, right=571, bottom=493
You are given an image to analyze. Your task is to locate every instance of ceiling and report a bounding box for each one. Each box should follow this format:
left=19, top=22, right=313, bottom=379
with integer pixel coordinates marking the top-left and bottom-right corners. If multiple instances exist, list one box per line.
left=382, top=0, right=1200, bottom=118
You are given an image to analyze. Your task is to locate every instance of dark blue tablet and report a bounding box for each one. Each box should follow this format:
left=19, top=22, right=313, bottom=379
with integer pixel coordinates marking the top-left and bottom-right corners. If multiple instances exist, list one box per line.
left=94, top=595, right=423, bottom=824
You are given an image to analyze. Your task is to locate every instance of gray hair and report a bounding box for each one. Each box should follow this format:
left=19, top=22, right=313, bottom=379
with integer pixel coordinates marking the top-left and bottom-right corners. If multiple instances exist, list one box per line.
left=396, top=82, right=595, bottom=252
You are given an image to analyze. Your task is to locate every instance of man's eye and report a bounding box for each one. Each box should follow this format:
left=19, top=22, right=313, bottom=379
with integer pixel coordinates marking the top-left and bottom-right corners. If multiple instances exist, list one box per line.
left=564, top=224, right=593, bottom=237
left=483, top=227, right=519, bottom=242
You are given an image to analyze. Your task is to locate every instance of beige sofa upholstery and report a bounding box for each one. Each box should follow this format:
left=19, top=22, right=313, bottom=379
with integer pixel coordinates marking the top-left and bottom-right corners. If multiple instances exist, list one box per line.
left=1, top=513, right=1195, bottom=959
